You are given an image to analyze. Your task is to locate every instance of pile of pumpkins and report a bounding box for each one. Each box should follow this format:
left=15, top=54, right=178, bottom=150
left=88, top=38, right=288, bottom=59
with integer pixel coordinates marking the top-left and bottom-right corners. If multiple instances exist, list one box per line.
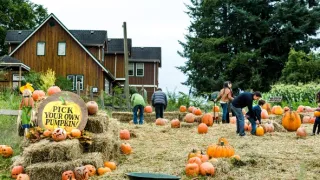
left=41, top=127, right=82, bottom=142
left=10, top=165, right=30, bottom=179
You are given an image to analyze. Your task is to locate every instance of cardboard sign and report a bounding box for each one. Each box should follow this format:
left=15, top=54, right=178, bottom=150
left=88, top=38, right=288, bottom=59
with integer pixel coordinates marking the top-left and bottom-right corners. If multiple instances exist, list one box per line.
left=37, top=91, right=88, bottom=130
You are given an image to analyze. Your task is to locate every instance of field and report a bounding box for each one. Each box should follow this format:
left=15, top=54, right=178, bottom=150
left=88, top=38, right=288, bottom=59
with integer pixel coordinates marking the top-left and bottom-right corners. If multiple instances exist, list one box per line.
left=1, top=113, right=320, bottom=180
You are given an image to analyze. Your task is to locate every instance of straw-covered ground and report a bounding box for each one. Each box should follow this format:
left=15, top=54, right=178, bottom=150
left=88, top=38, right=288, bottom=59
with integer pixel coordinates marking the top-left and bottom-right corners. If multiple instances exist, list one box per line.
left=97, top=120, right=320, bottom=180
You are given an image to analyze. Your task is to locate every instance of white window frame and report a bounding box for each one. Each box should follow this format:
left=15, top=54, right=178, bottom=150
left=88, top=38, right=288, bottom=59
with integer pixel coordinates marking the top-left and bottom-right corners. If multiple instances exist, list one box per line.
left=129, top=63, right=134, bottom=76
left=67, top=75, right=84, bottom=90
left=37, top=42, right=45, bottom=56
left=76, top=75, right=84, bottom=90
left=136, top=63, right=144, bottom=77
left=105, top=78, right=110, bottom=94
left=58, top=42, right=66, bottom=56
left=67, top=75, right=75, bottom=90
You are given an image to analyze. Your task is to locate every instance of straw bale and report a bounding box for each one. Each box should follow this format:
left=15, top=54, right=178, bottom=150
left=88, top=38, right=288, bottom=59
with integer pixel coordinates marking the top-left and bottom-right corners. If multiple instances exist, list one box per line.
left=273, top=122, right=287, bottom=132
left=20, top=139, right=81, bottom=165
left=180, top=122, right=198, bottom=128
left=85, top=111, right=109, bottom=133
left=77, top=152, right=104, bottom=168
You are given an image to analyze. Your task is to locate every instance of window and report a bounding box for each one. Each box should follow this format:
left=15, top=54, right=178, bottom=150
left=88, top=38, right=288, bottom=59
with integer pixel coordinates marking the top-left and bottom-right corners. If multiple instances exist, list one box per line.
left=136, top=63, right=144, bottom=76
left=67, top=75, right=84, bottom=90
left=129, top=63, right=134, bottom=76
left=105, top=78, right=110, bottom=94
left=37, top=42, right=45, bottom=55
left=58, top=42, right=66, bottom=55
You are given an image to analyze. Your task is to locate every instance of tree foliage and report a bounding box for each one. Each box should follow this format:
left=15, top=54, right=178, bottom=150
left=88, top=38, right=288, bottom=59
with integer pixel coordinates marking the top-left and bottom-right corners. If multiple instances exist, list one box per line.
left=0, top=0, right=48, bottom=55
left=178, top=0, right=320, bottom=95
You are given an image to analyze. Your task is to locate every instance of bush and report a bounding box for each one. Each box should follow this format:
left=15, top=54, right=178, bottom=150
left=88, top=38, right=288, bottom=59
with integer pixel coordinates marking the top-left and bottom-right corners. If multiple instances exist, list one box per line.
left=55, top=75, right=73, bottom=91
left=22, top=71, right=42, bottom=90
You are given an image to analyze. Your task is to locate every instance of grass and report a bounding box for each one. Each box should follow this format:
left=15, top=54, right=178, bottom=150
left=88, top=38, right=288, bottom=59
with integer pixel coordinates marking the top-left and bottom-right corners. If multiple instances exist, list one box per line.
left=0, top=115, right=23, bottom=179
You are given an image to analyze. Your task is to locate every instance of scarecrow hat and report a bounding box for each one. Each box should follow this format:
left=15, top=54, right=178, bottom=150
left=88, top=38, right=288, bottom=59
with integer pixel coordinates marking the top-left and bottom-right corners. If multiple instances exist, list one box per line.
left=20, top=83, right=34, bottom=93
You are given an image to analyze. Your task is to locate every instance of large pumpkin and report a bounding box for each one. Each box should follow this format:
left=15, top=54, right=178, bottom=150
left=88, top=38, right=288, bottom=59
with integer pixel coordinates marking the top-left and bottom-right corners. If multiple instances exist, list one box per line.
left=314, top=111, right=320, bottom=117
left=51, top=128, right=67, bottom=141
left=179, top=105, right=187, bottom=112
left=47, top=86, right=61, bottom=96
left=201, top=113, right=213, bottom=126
left=207, top=141, right=235, bottom=158
left=86, top=101, right=98, bottom=115
left=185, top=163, right=199, bottom=177
left=296, top=127, right=307, bottom=137
left=74, top=166, right=89, bottom=180
left=262, top=103, right=272, bottom=114
left=282, top=111, right=301, bottom=131
left=199, top=162, right=215, bottom=176
left=272, top=106, right=284, bottom=115
left=261, top=109, right=269, bottom=119
left=230, top=116, right=236, bottom=124
left=198, top=123, right=208, bottom=134
left=32, top=90, right=46, bottom=101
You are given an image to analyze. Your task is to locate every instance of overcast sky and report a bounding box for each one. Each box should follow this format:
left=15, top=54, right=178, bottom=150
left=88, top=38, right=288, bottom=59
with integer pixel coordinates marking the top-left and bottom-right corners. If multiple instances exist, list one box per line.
left=30, top=0, right=191, bottom=94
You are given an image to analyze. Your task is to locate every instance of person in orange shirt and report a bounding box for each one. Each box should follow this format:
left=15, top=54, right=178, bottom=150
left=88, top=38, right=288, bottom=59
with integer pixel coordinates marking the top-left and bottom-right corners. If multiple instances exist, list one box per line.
left=214, top=81, right=234, bottom=123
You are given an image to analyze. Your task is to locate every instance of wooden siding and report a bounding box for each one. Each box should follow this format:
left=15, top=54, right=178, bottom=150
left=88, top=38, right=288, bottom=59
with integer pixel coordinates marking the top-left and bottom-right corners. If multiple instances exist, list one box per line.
left=10, top=17, right=106, bottom=92
left=86, top=46, right=100, bottom=61
left=129, top=62, right=158, bottom=85
left=104, top=54, right=125, bottom=78
left=9, top=44, right=19, bottom=54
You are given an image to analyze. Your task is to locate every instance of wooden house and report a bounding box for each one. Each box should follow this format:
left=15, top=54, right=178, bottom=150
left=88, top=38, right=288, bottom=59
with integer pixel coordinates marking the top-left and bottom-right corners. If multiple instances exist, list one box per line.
left=2, top=13, right=161, bottom=102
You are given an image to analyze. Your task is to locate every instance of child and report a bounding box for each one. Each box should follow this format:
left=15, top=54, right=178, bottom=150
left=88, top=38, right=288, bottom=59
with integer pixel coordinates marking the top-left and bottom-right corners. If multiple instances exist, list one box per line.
left=246, top=99, right=266, bottom=135
left=311, top=103, right=320, bottom=136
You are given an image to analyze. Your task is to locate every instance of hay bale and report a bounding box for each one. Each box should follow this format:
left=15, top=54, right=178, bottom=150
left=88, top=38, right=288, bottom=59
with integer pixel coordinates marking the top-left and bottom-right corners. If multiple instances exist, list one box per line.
left=273, top=122, right=287, bottom=132
left=19, top=139, right=81, bottom=166
left=180, top=122, right=198, bottom=128
left=85, top=111, right=109, bottom=133
left=78, top=152, right=104, bottom=168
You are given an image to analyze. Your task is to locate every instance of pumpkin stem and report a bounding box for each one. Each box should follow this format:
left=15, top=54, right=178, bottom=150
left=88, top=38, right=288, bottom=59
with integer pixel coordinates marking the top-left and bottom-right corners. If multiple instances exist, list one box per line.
left=220, top=141, right=224, bottom=146
left=59, top=96, right=66, bottom=105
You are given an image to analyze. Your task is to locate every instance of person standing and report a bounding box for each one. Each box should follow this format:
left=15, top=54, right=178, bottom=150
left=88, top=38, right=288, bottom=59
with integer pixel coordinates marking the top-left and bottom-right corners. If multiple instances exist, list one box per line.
left=151, top=88, right=167, bottom=119
left=311, top=103, right=320, bottom=135
left=130, top=93, right=146, bottom=125
left=214, top=81, right=234, bottom=123
left=230, top=91, right=262, bottom=136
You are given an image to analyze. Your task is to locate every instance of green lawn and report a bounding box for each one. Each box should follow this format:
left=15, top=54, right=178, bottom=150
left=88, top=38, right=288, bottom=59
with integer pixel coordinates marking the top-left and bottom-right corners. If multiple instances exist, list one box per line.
left=0, top=115, right=23, bottom=179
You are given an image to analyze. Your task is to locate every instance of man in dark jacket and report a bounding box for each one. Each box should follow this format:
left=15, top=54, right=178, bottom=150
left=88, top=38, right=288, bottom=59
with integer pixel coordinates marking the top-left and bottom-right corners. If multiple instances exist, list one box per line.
left=246, top=100, right=265, bottom=135
left=230, top=91, right=262, bottom=136
left=151, top=88, right=167, bottom=119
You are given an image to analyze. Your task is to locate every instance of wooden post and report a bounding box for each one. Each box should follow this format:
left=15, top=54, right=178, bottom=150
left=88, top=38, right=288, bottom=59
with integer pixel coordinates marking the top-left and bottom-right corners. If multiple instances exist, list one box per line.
left=77, top=81, right=80, bottom=96
left=18, top=65, right=22, bottom=88
left=86, top=85, right=89, bottom=99
left=90, top=86, right=93, bottom=101
left=123, top=22, right=130, bottom=109
left=100, top=90, right=105, bottom=109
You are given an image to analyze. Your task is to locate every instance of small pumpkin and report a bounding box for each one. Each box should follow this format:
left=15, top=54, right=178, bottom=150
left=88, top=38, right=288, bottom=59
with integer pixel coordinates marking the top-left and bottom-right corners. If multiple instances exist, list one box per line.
left=32, top=90, right=46, bottom=101
left=261, top=109, right=269, bottom=119
left=71, top=129, right=81, bottom=137
left=193, top=108, right=202, bottom=115
left=16, top=174, right=30, bottom=180
left=264, top=122, right=274, bottom=133
left=272, top=105, right=284, bottom=115
left=314, top=111, right=320, bottom=117
left=185, top=113, right=195, bottom=123
left=51, top=128, right=67, bottom=141
left=201, top=113, right=213, bottom=126
left=297, top=105, right=305, bottom=112
left=188, top=156, right=202, bottom=167
left=188, top=149, right=201, bottom=160
left=179, top=105, right=187, bottom=112
left=256, top=125, right=264, bottom=136
left=97, top=167, right=111, bottom=176
left=86, top=101, right=98, bottom=115
left=302, top=116, right=311, bottom=123
left=188, top=106, right=195, bottom=113
left=230, top=116, right=236, bottom=124
left=170, top=119, right=180, bottom=128
left=296, top=127, right=307, bottom=137
left=198, top=123, right=208, bottom=134
left=2, top=146, right=13, bottom=157
left=74, top=166, right=89, bottom=180
left=185, top=163, right=199, bottom=177
left=11, top=165, right=24, bottom=179
left=85, top=164, right=96, bottom=177
left=144, top=105, right=152, bottom=113
left=104, top=161, right=117, bottom=170
left=62, top=170, right=75, bottom=180
left=43, top=129, right=52, bottom=137
left=120, top=129, right=130, bottom=140
left=199, top=162, right=215, bottom=176
left=262, top=103, right=272, bottom=114
left=121, top=142, right=132, bottom=154
left=47, top=86, right=61, bottom=96
left=212, top=106, right=220, bottom=112
left=155, top=118, right=166, bottom=126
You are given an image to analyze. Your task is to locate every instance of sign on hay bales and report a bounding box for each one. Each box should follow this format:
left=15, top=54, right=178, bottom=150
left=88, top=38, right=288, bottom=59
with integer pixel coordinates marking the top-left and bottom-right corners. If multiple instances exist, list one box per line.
left=37, top=91, right=88, bottom=130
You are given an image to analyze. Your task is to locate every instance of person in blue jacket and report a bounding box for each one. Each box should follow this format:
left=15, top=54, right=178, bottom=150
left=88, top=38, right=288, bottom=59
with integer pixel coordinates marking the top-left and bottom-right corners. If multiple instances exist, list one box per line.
left=151, top=88, right=167, bottom=119
left=246, top=100, right=265, bottom=135
left=230, top=91, right=262, bottom=137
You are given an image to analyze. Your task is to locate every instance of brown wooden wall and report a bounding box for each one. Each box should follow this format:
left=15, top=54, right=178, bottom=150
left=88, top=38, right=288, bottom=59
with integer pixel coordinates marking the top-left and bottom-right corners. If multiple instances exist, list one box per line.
left=129, top=62, right=159, bottom=85
left=104, top=54, right=125, bottom=78
left=10, top=17, right=107, bottom=91
left=9, top=44, right=19, bottom=54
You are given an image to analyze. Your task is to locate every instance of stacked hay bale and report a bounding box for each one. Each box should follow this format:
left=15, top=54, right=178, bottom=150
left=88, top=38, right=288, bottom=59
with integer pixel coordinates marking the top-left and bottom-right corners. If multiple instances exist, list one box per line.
left=13, top=111, right=120, bottom=180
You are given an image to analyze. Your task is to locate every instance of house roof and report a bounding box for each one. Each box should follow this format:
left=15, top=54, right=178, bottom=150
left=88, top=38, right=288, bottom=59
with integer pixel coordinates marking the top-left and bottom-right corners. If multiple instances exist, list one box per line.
left=0, top=55, right=30, bottom=71
left=130, top=47, right=162, bottom=67
left=5, top=30, right=107, bottom=46
left=7, top=13, right=114, bottom=80
left=106, top=38, right=132, bottom=54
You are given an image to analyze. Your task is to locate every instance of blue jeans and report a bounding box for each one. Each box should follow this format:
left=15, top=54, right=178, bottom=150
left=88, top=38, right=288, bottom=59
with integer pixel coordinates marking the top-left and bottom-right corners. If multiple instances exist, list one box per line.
left=230, top=104, right=245, bottom=136
left=220, top=103, right=228, bottom=122
left=133, top=105, right=144, bottom=124
left=248, top=117, right=257, bottom=135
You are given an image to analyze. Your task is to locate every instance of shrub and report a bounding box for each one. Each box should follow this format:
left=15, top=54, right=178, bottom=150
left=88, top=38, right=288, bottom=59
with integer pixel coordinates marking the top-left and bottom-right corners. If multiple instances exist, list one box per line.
left=55, top=75, right=73, bottom=91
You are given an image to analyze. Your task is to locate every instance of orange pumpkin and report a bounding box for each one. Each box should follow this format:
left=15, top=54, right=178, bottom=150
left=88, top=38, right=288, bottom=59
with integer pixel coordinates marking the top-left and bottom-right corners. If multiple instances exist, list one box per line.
left=97, top=167, right=111, bottom=176
left=207, top=141, right=235, bottom=158
left=185, top=113, right=195, bottom=123
left=43, top=129, right=52, bottom=137
left=296, top=127, right=307, bottom=137
left=272, top=106, right=284, bottom=115
left=170, top=119, right=180, bottom=128
left=200, top=154, right=209, bottom=162
left=256, top=125, right=264, bottom=136
left=199, top=162, right=215, bottom=176
left=264, top=122, right=274, bottom=133
left=62, top=170, right=75, bottom=180
left=144, top=105, right=152, bottom=113
left=201, top=113, right=213, bottom=126
left=297, top=105, right=305, bottom=112
left=11, top=165, right=24, bottom=179
left=74, top=166, right=89, bottom=180
left=2, top=146, right=13, bottom=157
left=47, top=86, right=61, bottom=96
left=314, top=111, right=320, bottom=117
left=86, top=101, right=98, bottom=115
left=104, top=161, right=117, bottom=170
left=261, top=109, right=269, bottom=119
left=85, top=165, right=96, bottom=177
left=193, top=108, right=202, bottom=115
left=212, top=106, right=220, bottom=112
left=188, top=157, right=202, bottom=167
left=185, top=163, right=199, bottom=177
left=179, top=105, right=187, bottom=112
left=310, top=117, right=315, bottom=124
left=155, top=118, right=166, bottom=126
left=282, top=111, right=301, bottom=131
left=230, top=116, right=236, bottom=124
left=188, top=149, right=202, bottom=160
left=120, top=129, right=130, bottom=140
left=32, top=90, right=46, bottom=101
left=262, top=103, right=272, bottom=114
left=198, top=123, right=208, bottom=134
left=51, top=128, right=67, bottom=141
left=188, top=106, right=195, bottom=113
left=302, top=116, right=311, bottom=123
left=71, top=129, right=81, bottom=137
left=121, top=142, right=132, bottom=155
left=16, top=174, right=30, bottom=180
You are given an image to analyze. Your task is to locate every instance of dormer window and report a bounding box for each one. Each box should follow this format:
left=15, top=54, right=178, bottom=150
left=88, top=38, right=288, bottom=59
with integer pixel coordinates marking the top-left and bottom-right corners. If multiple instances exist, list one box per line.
left=58, top=42, right=66, bottom=56
left=37, top=42, right=45, bottom=56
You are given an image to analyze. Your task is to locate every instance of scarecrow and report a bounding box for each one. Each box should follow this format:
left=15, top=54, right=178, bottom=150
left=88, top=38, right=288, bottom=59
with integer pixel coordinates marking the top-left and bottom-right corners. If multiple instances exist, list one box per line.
left=19, top=83, right=34, bottom=136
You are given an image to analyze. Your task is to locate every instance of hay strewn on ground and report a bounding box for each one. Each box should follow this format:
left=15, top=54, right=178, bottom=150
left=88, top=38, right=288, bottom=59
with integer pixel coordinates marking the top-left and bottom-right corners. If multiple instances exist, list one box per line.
left=95, top=116, right=320, bottom=180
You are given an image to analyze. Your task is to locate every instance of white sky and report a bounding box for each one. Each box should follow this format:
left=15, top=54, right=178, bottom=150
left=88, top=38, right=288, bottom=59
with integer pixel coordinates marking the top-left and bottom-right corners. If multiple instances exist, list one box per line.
left=30, top=0, right=191, bottom=94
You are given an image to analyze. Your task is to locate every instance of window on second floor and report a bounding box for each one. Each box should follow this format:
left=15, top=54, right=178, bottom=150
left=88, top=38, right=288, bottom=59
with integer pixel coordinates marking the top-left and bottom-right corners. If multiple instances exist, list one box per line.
left=37, top=42, right=45, bottom=56
left=129, top=63, right=134, bottom=76
left=136, top=63, right=144, bottom=76
left=67, top=75, right=84, bottom=90
left=58, top=42, right=66, bottom=56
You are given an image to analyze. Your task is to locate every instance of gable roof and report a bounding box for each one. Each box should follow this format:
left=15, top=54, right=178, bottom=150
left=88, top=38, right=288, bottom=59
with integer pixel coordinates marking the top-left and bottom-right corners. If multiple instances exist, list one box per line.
left=106, top=38, right=132, bottom=54
left=7, top=13, right=114, bottom=80
left=5, top=30, right=107, bottom=46
left=0, top=55, right=30, bottom=71
left=130, top=47, right=162, bottom=67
